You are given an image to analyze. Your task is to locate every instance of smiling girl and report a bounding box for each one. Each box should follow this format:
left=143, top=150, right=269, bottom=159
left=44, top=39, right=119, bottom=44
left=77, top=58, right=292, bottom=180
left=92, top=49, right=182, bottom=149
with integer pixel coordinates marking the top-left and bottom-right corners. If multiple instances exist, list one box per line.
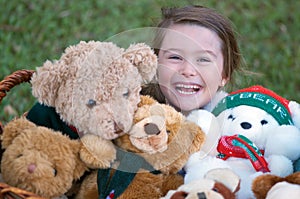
left=142, top=5, right=242, bottom=115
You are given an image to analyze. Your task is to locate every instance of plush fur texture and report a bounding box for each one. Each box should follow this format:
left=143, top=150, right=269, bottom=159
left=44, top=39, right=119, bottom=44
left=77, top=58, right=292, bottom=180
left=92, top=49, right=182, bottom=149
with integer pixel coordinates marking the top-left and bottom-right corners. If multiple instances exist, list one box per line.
left=162, top=168, right=240, bottom=199
left=30, top=41, right=157, bottom=140
left=75, top=95, right=206, bottom=199
left=252, top=172, right=300, bottom=199
left=29, top=41, right=158, bottom=168
left=185, top=87, right=300, bottom=199
left=0, top=118, right=88, bottom=198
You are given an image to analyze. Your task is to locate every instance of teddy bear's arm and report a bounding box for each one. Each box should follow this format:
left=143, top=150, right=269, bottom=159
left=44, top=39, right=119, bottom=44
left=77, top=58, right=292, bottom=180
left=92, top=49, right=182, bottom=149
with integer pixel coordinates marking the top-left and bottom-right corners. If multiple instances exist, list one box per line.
left=80, top=134, right=116, bottom=169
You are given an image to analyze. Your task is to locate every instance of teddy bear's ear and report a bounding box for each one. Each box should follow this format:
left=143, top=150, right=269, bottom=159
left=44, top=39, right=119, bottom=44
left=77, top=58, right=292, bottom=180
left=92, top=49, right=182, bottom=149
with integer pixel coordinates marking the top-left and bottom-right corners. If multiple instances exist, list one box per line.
left=31, top=41, right=93, bottom=106
left=251, top=173, right=282, bottom=199
left=205, top=168, right=240, bottom=194
left=1, top=117, right=36, bottom=148
left=139, top=95, right=157, bottom=107
left=285, top=171, right=300, bottom=184
left=31, top=60, right=65, bottom=106
left=289, top=101, right=300, bottom=129
left=123, top=43, right=158, bottom=83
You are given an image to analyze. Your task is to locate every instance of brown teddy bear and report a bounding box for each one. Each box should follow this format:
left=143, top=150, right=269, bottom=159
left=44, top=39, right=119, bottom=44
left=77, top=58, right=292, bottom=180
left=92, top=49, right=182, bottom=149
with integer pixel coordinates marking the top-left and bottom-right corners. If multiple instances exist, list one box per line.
left=0, top=117, right=89, bottom=199
left=25, top=40, right=158, bottom=168
left=74, top=95, right=206, bottom=199
left=162, top=168, right=240, bottom=199
left=252, top=172, right=300, bottom=199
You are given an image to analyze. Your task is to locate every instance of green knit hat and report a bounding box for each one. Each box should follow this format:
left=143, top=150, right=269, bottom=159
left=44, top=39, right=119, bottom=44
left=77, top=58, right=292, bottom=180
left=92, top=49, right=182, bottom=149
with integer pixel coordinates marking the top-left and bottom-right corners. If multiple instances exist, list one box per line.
left=212, top=85, right=293, bottom=125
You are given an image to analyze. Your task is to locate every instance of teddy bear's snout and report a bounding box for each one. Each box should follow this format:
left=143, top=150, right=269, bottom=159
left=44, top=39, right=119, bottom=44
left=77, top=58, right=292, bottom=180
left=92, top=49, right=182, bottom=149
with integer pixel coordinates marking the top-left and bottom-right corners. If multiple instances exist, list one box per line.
left=240, top=122, right=252, bottom=130
left=144, top=123, right=160, bottom=135
left=28, top=163, right=37, bottom=173
left=114, top=122, right=125, bottom=133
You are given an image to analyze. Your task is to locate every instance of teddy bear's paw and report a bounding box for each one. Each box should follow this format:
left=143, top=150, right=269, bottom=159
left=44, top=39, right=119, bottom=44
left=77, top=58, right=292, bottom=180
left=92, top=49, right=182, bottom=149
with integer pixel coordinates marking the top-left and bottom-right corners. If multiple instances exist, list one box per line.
left=186, top=110, right=221, bottom=156
left=289, top=101, right=300, bottom=129
left=267, top=155, right=293, bottom=177
left=80, top=134, right=116, bottom=169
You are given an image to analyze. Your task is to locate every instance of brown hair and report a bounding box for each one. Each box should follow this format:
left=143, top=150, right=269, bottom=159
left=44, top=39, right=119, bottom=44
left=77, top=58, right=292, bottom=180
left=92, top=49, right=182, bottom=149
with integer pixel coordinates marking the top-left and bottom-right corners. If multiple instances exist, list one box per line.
left=141, top=5, right=242, bottom=102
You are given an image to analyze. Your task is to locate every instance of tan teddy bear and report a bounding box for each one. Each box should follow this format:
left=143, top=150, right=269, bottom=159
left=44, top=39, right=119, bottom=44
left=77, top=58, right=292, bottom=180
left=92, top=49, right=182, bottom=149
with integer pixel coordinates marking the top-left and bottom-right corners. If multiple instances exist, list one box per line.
left=0, top=117, right=89, bottom=199
left=75, top=95, right=206, bottom=199
left=25, top=41, right=158, bottom=168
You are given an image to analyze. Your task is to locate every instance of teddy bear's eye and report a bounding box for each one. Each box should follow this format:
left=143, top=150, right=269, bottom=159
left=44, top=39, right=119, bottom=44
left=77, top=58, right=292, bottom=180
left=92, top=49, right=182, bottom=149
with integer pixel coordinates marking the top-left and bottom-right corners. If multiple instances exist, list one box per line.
left=212, top=187, right=219, bottom=193
left=16, top=154, right=23, bottom=158
left=86, top=99, right=96, bottom=108
left=227, top=114, right=235, bottom=120
left=122, top=89, right=130, bottom=99
left=261, top=120, right=268, bottom=125
left=53, top=168, right=57, bottom=176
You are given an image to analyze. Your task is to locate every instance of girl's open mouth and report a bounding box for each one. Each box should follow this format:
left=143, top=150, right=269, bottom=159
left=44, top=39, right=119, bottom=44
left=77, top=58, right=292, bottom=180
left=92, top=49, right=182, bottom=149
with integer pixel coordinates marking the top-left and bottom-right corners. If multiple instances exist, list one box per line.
left=175, top=84, right=201, bottom=95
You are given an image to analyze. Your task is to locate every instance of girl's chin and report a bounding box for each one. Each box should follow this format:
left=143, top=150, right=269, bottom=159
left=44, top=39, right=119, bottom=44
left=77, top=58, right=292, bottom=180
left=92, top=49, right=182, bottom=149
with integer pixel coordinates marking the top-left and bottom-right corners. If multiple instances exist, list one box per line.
left=172, top=100, right=203, bottom=113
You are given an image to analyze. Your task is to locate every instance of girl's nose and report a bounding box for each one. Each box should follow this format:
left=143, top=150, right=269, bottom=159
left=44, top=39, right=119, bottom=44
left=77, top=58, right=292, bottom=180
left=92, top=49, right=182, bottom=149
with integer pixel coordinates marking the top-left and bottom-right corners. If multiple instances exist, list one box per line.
left=179, top=60, right=197, bottom=77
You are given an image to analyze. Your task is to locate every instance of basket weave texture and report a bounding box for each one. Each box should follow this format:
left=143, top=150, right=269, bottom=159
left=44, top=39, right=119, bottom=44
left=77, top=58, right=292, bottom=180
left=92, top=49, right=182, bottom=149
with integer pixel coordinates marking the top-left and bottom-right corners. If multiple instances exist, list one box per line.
left=0, top=70, right=46, bottom=199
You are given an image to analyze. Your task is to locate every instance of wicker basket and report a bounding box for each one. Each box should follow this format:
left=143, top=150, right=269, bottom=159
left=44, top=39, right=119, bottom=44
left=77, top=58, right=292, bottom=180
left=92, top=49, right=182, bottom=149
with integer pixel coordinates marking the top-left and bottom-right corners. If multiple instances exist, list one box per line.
left=0, top=69, right=46, bottom=199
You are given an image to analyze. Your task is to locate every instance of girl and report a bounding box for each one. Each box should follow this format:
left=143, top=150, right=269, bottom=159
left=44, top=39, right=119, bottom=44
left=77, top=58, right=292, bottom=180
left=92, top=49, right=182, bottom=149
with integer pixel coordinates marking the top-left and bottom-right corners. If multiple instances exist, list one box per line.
left=141, top=5, right=243, bottom=115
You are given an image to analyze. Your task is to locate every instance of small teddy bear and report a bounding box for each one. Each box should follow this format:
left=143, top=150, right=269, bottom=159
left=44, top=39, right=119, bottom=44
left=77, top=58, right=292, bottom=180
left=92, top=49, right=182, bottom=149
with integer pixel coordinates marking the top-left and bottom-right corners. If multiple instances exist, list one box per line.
left=252, top=171, right=300, bottom=199
left=162, top=168, right=240, bottom=199
left=25, top=40, right=158, bottom=168
left=0, top=117, right=89, bottom=199
left=185, top=85, right=300, bottom=199
left=75, top=95, right=206, bottom=199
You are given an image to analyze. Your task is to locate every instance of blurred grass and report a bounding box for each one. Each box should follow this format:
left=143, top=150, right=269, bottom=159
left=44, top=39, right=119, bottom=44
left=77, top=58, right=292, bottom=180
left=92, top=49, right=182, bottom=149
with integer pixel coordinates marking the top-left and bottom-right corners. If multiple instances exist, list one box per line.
left=1, top=0, right=300, bottom=123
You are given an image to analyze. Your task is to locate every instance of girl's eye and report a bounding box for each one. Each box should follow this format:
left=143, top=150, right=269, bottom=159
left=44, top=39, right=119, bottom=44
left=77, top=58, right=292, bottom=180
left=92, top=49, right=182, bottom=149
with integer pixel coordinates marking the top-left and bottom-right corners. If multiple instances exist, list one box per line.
left=168, top=55, right=182, bottom=60
left=197, top=57, right=211, bottom=63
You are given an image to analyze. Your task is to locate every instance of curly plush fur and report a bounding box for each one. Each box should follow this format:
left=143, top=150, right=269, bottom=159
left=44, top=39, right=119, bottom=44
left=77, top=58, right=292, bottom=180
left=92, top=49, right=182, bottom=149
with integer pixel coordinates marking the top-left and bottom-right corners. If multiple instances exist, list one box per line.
left=75, top=96, right=206, bottom=199
left=30, top=41, right=157, bottom=140
left=1, top=118, right=88, bottom=198
left=27, top=41, right=158, bottom=169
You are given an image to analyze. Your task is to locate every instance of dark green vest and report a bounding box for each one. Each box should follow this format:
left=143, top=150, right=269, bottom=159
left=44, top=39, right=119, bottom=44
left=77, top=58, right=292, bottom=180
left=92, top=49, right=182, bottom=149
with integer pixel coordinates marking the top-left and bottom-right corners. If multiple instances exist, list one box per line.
left=26, top=102, right=79, bottom=139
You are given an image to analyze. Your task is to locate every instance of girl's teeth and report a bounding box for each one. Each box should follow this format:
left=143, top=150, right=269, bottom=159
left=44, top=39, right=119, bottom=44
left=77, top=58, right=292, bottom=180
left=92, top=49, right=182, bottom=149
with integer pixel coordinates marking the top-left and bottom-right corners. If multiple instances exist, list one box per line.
left=175, top=84, right=200, bottom=95
left=176, top=84, right=200, bottom=89
left=177, top=90, right=197, bottom=95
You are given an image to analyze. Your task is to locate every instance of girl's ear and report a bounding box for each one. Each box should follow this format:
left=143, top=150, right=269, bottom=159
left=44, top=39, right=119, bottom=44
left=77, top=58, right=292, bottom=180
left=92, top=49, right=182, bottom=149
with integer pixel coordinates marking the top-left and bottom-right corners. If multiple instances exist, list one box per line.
left=219, top=77, right=229, bottom=87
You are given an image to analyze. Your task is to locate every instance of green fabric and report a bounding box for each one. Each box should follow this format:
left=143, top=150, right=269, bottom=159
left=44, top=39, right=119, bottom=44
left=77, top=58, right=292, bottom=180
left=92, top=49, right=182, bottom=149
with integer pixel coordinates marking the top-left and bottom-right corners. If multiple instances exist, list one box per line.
left=97, top=148, right=160, bottom=199
left=232, top=135, right=262, bottom=162
left=26, top=102, right=79, bottom=139
left=212, top=92, right=293, bottom=125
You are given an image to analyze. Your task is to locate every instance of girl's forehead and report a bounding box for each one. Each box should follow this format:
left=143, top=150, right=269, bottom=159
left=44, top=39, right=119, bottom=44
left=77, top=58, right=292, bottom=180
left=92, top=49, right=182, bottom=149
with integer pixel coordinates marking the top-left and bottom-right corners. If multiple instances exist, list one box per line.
left=160, top=24, right=222, bottom=53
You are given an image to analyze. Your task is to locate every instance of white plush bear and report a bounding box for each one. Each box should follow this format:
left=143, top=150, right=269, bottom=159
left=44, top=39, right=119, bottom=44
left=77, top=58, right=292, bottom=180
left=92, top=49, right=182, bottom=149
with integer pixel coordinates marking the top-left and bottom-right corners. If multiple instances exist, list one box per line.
left=185, top=85, right=300, bottom=199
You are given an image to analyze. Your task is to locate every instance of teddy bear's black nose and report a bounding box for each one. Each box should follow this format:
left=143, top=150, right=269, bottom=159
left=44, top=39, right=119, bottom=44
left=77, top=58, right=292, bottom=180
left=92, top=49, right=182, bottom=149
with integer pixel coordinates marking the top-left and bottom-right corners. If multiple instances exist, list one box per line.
left=240, top=122, right=252, bottom=129
left=144, top=123, right=160, bottom=135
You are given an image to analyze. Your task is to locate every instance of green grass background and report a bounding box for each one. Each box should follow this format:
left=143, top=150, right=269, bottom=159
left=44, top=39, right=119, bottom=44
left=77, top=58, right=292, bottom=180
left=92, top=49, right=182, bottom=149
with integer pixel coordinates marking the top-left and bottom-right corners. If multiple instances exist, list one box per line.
left=1, top=0, right=300, bottom=123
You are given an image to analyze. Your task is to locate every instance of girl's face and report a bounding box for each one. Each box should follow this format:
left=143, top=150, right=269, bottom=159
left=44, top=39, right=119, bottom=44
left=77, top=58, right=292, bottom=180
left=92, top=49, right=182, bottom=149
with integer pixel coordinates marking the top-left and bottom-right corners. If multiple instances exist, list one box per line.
left=157, top=24, right=226, bottom=114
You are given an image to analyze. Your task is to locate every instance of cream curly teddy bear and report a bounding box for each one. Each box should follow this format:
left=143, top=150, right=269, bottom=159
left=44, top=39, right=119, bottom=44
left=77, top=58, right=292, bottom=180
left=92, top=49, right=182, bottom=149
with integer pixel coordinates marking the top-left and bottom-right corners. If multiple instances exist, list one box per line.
left=26, top=41, right=158, bottom=168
